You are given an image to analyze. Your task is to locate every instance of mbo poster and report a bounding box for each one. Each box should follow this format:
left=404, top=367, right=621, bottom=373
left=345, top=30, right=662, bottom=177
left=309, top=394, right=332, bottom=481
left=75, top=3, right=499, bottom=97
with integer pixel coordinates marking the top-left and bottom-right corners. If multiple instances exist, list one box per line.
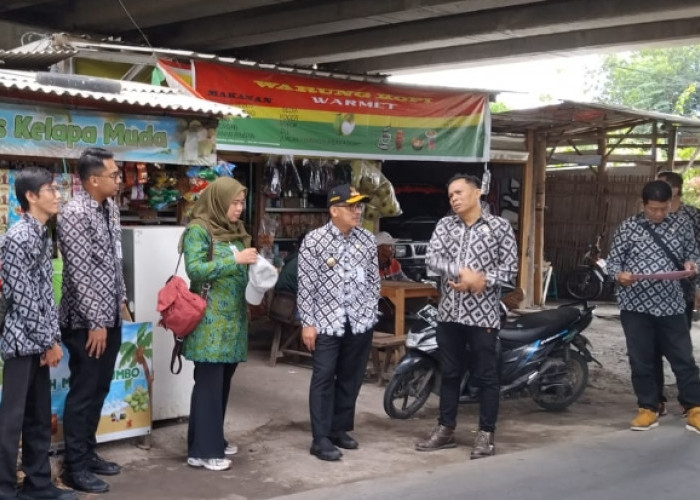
left=0, top=322, right=153, bottom=446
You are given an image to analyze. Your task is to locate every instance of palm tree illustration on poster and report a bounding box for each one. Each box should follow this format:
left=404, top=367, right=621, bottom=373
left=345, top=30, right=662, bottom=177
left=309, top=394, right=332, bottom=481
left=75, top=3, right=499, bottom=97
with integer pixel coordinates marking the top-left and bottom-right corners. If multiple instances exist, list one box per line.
left=0, top=322, right=154, bottom=445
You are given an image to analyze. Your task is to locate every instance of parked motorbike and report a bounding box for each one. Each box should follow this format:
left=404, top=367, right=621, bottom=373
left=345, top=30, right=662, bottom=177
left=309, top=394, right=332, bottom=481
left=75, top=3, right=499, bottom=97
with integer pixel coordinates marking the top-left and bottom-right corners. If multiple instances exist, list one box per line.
left=383, top=301, right=600, bottom=419
left=565, top=233, right=615, bottom=300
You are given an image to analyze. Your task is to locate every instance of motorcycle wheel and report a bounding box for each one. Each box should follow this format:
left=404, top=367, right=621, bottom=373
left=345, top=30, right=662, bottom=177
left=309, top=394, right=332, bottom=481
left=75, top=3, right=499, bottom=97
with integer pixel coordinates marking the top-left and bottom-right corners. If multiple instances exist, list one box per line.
left=531, top=350, right=589, bottom=412
left=565, top=267, right=603, bottom=301
left=383, top=361, right=436, bottom=419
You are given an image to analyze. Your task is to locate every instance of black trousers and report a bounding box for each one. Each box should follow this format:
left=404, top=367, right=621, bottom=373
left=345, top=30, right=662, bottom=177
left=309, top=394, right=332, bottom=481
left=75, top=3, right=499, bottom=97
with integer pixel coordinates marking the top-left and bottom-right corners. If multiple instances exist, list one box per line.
left=654, top=301, right=694, bottom=406
left=0, top=355, right=52, bottom=497
left=309, top=325, right=373, bottom=440
left=620, top=311, right=700, bottom=411
left=437, top=322, right=500, bottom=432
left=62, top=325, right=121, bottom=472
left=187, top=362, right=237, bottom=459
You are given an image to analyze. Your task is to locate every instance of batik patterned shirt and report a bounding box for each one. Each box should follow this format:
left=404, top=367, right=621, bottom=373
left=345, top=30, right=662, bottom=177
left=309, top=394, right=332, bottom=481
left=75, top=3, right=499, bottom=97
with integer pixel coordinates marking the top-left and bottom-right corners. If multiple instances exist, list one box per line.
left=57, top=191, right=126, bottom=330
left=427, top=212, right=518, bottom=328
left=298, top=222, right=379, bottom=336
left=0, top=213, right=60, bottom=360
left=607, top=212, right=699, bottom=316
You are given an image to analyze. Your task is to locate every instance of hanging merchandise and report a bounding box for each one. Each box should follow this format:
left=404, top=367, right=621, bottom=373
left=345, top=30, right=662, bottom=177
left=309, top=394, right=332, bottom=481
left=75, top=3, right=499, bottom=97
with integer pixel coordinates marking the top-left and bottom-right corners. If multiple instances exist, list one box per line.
left=147, top=170, right=181, bottom=211
left=281, top=155, right=303, bottom=198
left=351, top=160, right=402, bottom=225
left=334, top=162, right=353, bottom=187
left=263, top=156, right=282, bottom=198
left=258, top=214, right=278, bottom=260
left=298, top=159, right=312, bottom=195
left=213, top=161, right=236, bottom=178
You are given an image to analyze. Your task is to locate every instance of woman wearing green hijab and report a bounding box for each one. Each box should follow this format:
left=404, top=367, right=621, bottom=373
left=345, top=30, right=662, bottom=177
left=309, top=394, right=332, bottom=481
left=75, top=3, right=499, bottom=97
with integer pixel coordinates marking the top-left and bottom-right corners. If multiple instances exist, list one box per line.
left=181, top=177, right=258, bottom=472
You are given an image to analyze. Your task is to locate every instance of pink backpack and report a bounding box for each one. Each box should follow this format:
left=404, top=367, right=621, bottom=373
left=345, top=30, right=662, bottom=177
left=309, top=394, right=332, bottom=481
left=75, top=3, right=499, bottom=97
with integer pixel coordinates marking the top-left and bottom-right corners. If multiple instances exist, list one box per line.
left=156, top=224, right=213, bottom=373
left=156, top=275, right=206, bottom=339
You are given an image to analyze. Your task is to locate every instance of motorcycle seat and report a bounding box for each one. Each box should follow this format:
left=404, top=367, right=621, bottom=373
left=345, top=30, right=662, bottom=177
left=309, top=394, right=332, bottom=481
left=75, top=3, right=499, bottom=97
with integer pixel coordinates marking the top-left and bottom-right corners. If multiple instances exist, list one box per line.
left=499, top=307, right=581, bottom=343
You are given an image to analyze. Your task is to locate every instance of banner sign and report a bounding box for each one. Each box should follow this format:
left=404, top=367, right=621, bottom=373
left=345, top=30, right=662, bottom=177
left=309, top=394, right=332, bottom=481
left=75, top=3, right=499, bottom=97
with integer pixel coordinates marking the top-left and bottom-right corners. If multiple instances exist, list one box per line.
left=176, top=61, right=490, bottom=161
left=0, top=102, right=217, bottom=165
left=0, top=322, right=153, bottom=446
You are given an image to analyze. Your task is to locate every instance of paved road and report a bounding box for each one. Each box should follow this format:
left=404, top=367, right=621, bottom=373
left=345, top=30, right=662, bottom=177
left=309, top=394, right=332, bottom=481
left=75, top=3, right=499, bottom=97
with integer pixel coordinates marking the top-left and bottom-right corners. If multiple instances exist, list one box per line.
left=273, top=416, right=700, bottom=500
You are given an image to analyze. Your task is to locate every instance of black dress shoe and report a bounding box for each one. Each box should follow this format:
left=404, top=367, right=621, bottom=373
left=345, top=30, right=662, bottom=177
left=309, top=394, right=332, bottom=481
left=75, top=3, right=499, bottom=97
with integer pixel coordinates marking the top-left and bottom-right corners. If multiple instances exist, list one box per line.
left=329, top=431, right=359, bottom=450
left=87, top=454, right=121, bottom=476
left=87, top=455, right=122, bottom=476
left=309, top=437, right=342, bottom=461
left=61, top=470, right=109, bottom=494
left=18, top=484, right=78, bottom=500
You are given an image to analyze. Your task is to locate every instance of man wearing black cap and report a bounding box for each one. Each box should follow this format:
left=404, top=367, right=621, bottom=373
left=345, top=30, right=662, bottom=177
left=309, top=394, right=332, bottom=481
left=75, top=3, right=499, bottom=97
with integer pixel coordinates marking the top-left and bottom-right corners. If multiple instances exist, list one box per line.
left=297, top=184, right=379, bottom=461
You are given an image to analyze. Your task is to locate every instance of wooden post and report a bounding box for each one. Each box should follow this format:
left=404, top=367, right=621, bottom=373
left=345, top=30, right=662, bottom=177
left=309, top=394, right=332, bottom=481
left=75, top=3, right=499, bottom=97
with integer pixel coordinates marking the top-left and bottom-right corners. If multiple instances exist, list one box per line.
left=597, top=128, right=610, bottom=238
left=518, top=130, right=536, bottom=305
left=651, top=122, right=659, bottom=177
left=667, top=125, right=678, bottom=170
left=533, top=132, right=547, bottom=306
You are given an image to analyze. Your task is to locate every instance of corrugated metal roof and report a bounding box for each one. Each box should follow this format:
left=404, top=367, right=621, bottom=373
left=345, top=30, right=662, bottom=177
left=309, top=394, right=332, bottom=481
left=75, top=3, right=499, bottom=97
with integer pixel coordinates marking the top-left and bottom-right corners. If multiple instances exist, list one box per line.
left=492, top=100, right=700, bottom=135
left=0, top=35, right=77, bottom=69
left=0, top=49, right=77, bottom=69
left=0, top=69, right=247, bottom=118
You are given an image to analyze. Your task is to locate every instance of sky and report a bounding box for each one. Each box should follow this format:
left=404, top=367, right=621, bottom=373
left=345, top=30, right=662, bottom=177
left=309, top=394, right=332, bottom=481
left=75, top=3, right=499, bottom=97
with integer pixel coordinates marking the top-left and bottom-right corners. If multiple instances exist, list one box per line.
left=389, top=54, right=604, bottom=110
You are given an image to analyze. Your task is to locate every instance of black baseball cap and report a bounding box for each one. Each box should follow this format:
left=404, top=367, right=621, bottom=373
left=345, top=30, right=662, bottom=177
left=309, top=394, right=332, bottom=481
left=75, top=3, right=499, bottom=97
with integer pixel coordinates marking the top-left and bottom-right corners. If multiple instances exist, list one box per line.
left=327, top=184, right=370, bottom=207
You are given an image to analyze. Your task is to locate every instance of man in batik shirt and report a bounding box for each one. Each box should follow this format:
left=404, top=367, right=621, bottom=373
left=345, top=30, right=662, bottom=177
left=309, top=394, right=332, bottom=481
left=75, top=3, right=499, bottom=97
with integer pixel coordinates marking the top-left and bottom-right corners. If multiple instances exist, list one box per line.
left=607, top=180, right=700, bottom=434
left=58, top=148, right=126, bottom=494
left=298, top=184, right=379, bottom=462
left=416, top=174, right=518, bottom=460
left=0, top=168, right=76, bottom=500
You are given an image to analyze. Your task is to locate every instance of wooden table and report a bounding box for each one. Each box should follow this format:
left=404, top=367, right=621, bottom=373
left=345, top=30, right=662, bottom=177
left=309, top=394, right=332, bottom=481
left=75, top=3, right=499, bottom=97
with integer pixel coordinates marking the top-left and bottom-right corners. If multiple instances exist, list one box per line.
left=380, top=280, right=439, bottom=336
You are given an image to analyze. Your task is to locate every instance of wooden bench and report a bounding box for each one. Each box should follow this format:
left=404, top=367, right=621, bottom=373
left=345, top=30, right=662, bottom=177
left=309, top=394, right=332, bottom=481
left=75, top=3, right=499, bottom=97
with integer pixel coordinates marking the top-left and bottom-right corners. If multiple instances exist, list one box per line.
left=268, top=320, right=310, bottom=366
left=369, top=332, right=406, bottom=386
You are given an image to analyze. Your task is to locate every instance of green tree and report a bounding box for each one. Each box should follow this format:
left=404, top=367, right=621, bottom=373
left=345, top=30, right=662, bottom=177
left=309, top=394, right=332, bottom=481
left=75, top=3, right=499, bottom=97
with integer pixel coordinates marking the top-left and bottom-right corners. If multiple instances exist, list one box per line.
left=588, top=45, right=700, bottom=116
left=489, top=101, right=510, bottom=113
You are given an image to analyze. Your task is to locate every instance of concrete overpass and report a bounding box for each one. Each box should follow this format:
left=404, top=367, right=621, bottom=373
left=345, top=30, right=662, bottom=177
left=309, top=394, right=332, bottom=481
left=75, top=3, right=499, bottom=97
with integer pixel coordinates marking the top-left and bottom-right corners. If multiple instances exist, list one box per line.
left=2, top=0, right=700, bottom=75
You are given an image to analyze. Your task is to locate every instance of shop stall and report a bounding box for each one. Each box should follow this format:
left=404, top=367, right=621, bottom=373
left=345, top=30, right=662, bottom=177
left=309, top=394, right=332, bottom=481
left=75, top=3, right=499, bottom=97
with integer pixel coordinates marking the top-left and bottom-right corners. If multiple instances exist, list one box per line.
left=157, top=60, right=501, bottom=263
left=0, top=68, right=245, bottom=433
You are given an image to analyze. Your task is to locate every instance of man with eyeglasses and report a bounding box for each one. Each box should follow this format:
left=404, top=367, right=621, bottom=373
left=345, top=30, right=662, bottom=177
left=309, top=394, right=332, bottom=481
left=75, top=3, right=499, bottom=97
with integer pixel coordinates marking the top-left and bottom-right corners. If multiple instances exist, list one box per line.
left=297, top=184, right=379, bottom=461
left=57, top=148, right=126, bottom=494
left=0, top=167, right=78, bottom=500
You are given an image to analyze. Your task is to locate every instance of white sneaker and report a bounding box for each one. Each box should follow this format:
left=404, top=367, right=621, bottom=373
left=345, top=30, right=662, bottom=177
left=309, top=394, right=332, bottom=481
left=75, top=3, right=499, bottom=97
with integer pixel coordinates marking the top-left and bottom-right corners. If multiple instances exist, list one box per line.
left=187, top=457, right=231, bottom=471
left=224, top=443, right=238, bottom=456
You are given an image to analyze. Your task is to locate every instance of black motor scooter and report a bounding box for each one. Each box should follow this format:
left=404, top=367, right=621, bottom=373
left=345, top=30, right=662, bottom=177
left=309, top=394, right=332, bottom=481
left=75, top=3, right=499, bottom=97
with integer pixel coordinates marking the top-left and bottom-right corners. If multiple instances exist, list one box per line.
left=383, top=301, right=600, bottom=419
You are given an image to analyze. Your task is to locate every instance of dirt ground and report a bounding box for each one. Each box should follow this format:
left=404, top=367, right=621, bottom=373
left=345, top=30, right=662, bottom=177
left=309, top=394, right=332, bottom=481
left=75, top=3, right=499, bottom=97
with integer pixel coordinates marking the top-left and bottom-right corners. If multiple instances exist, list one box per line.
left=65, top=300, right=699, bottom=500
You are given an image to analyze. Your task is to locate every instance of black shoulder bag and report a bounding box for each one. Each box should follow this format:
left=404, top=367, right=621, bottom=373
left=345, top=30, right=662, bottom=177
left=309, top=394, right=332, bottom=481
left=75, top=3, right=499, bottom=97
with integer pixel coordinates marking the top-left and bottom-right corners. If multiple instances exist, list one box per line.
left=641, top=222, right=695, bottom=303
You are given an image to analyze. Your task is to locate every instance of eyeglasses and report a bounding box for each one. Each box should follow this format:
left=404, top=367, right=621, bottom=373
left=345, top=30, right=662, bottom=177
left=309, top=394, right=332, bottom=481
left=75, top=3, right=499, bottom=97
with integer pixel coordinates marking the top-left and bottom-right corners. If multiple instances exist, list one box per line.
left=335, top=203, right=365, bottom=212
left=95, top=172, right=122, bottom=181
left=39, top=186, right=61, bottom=196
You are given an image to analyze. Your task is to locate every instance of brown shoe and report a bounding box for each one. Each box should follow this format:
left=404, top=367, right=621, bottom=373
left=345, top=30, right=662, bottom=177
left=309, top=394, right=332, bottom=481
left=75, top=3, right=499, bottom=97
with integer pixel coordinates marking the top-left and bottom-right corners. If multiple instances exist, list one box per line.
left=415, top=424, right=456, bottom=451
left=470, top=430, right=495, bottom=460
